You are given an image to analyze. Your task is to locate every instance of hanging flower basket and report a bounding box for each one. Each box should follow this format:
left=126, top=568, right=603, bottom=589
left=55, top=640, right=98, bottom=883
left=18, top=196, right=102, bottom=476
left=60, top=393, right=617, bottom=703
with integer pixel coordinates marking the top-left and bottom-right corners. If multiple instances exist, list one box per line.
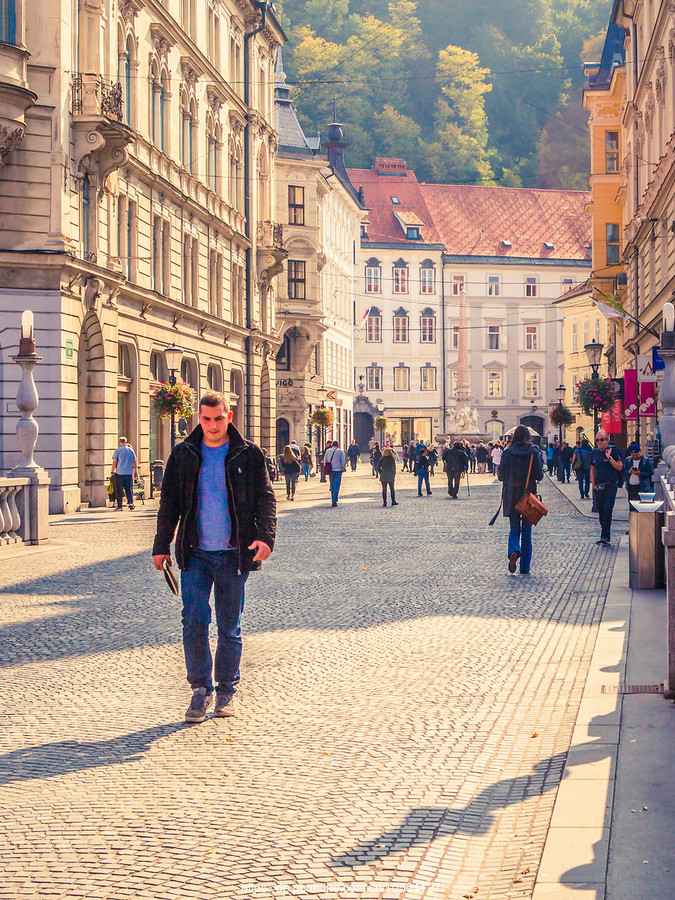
left=151, top=381, right=196, bottom=420
left=311, top=406, right=333, bottom=427
left=549, top=404, right=575, bottom=427
left=374, top=415, right=388, bottom=432
left=575, top=377, right=616, bottom=416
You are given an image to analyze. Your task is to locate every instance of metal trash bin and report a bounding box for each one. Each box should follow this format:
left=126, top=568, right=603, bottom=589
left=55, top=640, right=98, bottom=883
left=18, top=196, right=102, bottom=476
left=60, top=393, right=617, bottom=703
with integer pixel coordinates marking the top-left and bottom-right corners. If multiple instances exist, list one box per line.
left=629, top=503, right=665, bottom=589
left=152, top=460, right=165, bottom=492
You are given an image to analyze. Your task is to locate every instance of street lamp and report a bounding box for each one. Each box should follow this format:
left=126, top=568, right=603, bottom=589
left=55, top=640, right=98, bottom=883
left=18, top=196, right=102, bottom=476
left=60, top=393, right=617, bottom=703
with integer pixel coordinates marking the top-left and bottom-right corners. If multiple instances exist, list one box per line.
left=376, top=398, right=384, bottom=444
left=318, top=385, right=327, bottom=482
left=584, top=340, right=604, bottom=435
left=555, top=383, right=566, bottom=444
left=165, top=344, right=183, bottom=450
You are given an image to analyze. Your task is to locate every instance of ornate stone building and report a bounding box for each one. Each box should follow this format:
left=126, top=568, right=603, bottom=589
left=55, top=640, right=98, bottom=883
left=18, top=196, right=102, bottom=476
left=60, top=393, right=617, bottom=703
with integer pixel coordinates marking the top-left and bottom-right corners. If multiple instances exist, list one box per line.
left=0, top=0, right=285, bottom=511
left=273, top=52, right=362, bottom=456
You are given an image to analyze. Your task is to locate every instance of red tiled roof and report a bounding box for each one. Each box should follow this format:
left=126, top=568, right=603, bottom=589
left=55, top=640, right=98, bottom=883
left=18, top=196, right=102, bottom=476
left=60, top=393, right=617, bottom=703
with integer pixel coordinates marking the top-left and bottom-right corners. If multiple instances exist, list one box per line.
left=347, top=165, right=444, bottom=246
left=419, top=183, right=591, bottom=260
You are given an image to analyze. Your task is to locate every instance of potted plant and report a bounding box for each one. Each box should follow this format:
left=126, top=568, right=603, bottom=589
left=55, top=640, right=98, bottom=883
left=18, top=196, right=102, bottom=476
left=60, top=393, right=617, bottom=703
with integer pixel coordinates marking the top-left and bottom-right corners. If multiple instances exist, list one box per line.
left=549, top=404, right=575, bottom=427
left=311, top=406, right=333, bottom=427
left=575, top=377, right=616, bottom=416
left=374, top=415, right=388, bottom=433
left=150, top=380, right=196, bottom=419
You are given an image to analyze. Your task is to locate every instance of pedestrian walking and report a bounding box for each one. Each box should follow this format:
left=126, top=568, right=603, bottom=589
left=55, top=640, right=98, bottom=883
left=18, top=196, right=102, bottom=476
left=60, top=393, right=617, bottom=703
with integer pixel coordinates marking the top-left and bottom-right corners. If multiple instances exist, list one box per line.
left=324, top=440, right=346, bottom=507
left=319, top=441, right=332, bottom=484
left=377, top=447, right=398, bottom=506
left=370, top=441, right=382, bottom=476
left=559, top=441, right=573, bottom=483
left=546, top=443, right=555, bottom=476
left=152, top=390, right=276, bottom=723
left=574, top=438, right=593, bottom=498
left=300, top=445, right=313, bottom=481
left=282, top=445, right=301, bottom=500
left=491, top=442, right=503, bottom=480
left=443, top=441, right=468, bottom=498
left=624, top=441, right=654, bottom=503
left=590, top=429, right=623, bottom=544
left=289, top=439, right=301, bottom=459
left=415, top=447, right=432, bottom=496
left=428, top=445, right=439, bottom=477
left=401, top=444, right=410, bottom=471
left=347, top=440, right=360, bottom=472
left=468, top=443, right=477, bottom=473
left=262, top=448, right=277, bottom=483
left=111, top=436, right=138, bottom=511
left=498, top=424, right=544, bottom=575
left=476, top=443, right=489, bottom=474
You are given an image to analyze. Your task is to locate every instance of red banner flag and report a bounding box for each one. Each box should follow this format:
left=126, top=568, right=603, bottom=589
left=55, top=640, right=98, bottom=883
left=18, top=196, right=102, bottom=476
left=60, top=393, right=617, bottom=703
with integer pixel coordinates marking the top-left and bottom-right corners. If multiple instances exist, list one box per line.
left=624, top=368, right=638, bottom=420
left=601, top=399, right=622, bottom=433
left=639, top=381, right=656, bottom=417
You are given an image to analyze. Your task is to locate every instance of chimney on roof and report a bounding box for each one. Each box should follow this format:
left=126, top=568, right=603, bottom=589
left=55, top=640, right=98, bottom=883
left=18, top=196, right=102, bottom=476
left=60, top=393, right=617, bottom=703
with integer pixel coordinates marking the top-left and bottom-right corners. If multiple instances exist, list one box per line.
left=373, top=158, right=407, bottom=176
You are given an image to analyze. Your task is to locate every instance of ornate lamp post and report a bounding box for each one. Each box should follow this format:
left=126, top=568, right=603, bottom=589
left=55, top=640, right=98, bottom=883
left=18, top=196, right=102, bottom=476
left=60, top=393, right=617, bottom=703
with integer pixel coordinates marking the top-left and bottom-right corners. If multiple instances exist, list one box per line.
left=584, top=340, right=604, bottom=436
left=165, top=344, right=184, bottom=450
left=318, top=386, right=327, bottom=482
left=555, top=384, right=566, bottom=446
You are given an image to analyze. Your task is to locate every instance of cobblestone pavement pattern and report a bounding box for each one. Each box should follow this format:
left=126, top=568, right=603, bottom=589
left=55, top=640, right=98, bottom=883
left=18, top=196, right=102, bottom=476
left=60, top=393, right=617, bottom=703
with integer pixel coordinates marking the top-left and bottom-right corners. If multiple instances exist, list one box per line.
left=0, top=470, right=616, bottom=900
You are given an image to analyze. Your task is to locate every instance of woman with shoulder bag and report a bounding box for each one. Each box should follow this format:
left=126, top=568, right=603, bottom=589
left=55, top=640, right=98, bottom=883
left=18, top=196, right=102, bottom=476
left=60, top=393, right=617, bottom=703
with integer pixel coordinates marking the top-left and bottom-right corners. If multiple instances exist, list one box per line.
left=498, top=425, right=544, bottom=575
left=282, top=445, right=301, bottom=500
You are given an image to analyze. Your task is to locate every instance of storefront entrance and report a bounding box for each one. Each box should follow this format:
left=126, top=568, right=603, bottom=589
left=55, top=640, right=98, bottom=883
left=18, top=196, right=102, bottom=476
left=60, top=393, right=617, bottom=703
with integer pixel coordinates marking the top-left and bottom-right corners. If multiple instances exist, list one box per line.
left=394, top=417, right=432, bottom=447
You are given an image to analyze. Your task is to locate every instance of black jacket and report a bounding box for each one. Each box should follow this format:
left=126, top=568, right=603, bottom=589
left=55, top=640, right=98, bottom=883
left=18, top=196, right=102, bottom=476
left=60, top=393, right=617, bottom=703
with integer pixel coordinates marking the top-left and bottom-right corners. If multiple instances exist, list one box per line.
left=498, top=442, right=543, bottom=517
left=376, top=455, right=397, bottom=483
left=443, top=447, right=468, bottom=473
left=152, top=423, right=277, bottom=572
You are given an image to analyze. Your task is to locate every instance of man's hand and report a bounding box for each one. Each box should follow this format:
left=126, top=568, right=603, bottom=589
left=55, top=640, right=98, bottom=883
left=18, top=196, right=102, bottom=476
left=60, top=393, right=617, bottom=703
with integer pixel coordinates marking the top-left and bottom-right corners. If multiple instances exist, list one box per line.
left=153, top=554, right=172, bottom=571
left=249, top=540, right=272, bottom=562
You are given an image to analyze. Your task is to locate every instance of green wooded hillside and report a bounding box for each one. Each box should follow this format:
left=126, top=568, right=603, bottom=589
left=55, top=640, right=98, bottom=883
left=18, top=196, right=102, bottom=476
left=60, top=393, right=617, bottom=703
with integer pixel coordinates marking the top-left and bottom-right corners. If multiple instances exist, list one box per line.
left=275, top=0, right=610, bottom=188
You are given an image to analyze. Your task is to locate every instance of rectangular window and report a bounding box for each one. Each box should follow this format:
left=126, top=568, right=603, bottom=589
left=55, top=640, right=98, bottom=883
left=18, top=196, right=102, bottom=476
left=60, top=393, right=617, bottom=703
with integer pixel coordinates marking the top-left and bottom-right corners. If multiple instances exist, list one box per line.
left=394, top=367, right=409, bottom=391
left=420, top=267, right=435, bottom=294
left=153, top=216, right=161, bottom=292
left=583, top=318, right=590, bottom=345
left=571, top=321, right=578, bottom=353
left=393, top=316, right=409, bottom=342
left=288, top=185, right=305, bottom=225
left=487, top=371, right=502, bottom=397
left=366, top=366, right=382, bottom=392
left=606, top=223, right=620, bottom=265
left=525, top=276, right=538, bottom=297
left=288, top=260, right=306, bottom=299
left=452, top=275, right=465, bottom=295
left=421, top=367, right=436, bottom=391
left=420, top=316, right=436, bottom=342
left=594, top=316, right=601, bottom=343
left=452, top=325, right=459, bottom=350
left=183, top=234, right=191, bottom=305
left=525, top=371, right=539, bottom=398
left=488, top=324, right=501, bottom=351
left=488, top=275, right=501, bottom=296
left=605, top=131, right=620, bottom=173
left=366, top=315, right=381, bottom=342
left=365, top=266, right=381, bottom=293
left=191, top=237, right=199, bottom=307
left=393, top=267, right=408, bottom=293
left=525, top=325, right=538, bottom=351
left=562, top=277, right=574, bottom=291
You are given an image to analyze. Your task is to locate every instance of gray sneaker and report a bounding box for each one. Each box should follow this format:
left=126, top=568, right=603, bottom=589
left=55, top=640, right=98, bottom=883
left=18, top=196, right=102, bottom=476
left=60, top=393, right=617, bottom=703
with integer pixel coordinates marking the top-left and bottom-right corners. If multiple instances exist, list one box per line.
left=185, top=687, right=213, bottom=723
left=214, top=692, right=236, bottom=718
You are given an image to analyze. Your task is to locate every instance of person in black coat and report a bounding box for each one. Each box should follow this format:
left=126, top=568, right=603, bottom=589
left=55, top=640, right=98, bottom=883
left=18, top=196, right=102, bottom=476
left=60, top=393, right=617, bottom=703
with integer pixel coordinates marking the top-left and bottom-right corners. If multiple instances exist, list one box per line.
left=443, top=442, right=468, bottom=498
left=498, top=425, right=543, bottom=575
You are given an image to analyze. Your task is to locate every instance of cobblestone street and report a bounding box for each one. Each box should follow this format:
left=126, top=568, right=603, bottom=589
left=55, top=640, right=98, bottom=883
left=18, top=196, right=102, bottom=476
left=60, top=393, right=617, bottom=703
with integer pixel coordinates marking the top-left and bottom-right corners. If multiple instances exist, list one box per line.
left=0, top=469, right=617, bottom=900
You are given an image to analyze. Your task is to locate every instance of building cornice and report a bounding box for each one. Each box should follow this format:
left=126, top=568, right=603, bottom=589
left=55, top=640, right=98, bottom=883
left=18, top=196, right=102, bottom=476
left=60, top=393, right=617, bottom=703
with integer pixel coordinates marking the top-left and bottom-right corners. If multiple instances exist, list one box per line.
left=441, top=255, right=591, bottom=267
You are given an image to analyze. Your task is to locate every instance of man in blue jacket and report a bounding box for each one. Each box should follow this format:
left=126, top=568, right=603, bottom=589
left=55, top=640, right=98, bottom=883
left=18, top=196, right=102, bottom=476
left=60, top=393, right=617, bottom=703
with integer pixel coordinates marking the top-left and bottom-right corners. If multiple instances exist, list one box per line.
left=590, top=430, right=623, bottom=545
left=624, top=442, right=654, bottom=503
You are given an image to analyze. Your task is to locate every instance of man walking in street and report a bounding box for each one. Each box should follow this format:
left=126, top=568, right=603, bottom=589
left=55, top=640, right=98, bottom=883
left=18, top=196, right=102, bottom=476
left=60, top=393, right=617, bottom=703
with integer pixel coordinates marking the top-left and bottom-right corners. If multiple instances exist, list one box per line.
left=324, top=440, right=346, bottom=507
left=443, top=441, right=467, bottom=498
left=347, top=439, right=360, bottom=471
left=152, top=391, right=276, bottom=723
left=111, top=436, right=138, bottom=511
left=560, top=441, right=574, bottom=483
left=590, top=430, right=623, bottom=545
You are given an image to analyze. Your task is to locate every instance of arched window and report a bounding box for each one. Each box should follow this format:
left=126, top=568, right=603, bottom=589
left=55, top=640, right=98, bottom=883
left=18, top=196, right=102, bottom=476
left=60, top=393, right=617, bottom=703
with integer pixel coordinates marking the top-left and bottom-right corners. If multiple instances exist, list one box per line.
left=420, top=259, right=435, bottom=294
left=420, top=308, right=436, bottom=342
left=393, top=307, right=409, bottom=343
left=117, top=343, right=134, bottom=439
left=118, top=34, right=134, bottom=126
left=207, top=117, right=217, bottom=190
left=365, top=305, right=381, bottom=343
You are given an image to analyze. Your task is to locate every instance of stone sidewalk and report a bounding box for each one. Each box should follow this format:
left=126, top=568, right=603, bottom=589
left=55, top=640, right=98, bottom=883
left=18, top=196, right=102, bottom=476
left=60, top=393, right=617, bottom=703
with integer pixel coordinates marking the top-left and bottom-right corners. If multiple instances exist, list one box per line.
left=0, top=467, right=642, bottom=899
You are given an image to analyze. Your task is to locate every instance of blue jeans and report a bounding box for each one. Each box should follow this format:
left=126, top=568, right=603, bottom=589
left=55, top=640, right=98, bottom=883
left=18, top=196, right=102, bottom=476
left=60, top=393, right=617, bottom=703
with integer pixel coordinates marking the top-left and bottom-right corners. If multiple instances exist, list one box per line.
left=114, top=473, right=133, bottom=507
left=561, top=461, right=571, bottom=482
left=329, top=470, right=343, bottom=503
left=595, top=482, right=618, bottom=542
left=302, top=463, right=310, bottom=480
left=180, top=549, right=248, bottom=694
left=578, top=469, right=590, bottom=497
left=417, top=472, right=431, bottom=494
left=508, top=514, right=532, bottom=573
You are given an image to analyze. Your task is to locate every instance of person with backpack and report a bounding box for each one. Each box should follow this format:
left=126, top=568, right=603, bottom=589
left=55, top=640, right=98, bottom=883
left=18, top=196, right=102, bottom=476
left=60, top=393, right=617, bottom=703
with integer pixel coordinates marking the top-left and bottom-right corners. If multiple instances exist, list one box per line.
left=376, top=447, right=398, bottom=507
left=624, top=442, right=654, bottom=503
left=415, top=447, right=432, bottom=496
left=590, top=430, right=623, bottom=544
left=498, top=424, right=544, bottom=575
left=282, top=445, right=301, bottom=500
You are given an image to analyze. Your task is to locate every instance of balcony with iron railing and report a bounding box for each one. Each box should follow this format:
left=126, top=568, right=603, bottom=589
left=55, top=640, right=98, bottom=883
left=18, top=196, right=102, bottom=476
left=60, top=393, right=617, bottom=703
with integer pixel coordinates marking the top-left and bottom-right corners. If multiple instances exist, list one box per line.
left=70, top=73, right=133, bottom=188
left=257, top=220, right=283, bottom=249
left=71, top=74, right=123, bottom=120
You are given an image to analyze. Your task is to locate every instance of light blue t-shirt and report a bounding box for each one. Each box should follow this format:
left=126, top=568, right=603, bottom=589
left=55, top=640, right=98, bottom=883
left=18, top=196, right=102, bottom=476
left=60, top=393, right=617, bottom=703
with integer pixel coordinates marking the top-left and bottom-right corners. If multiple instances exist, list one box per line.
left=197, top=441, right=232, bottom=550
left=112, top=444, right=136, bottom=475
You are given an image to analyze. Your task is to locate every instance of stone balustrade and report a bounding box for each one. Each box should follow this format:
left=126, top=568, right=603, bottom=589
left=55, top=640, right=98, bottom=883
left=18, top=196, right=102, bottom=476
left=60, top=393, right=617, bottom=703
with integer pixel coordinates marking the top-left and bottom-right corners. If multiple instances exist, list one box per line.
left=0, top=477, right=30, bottom=547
